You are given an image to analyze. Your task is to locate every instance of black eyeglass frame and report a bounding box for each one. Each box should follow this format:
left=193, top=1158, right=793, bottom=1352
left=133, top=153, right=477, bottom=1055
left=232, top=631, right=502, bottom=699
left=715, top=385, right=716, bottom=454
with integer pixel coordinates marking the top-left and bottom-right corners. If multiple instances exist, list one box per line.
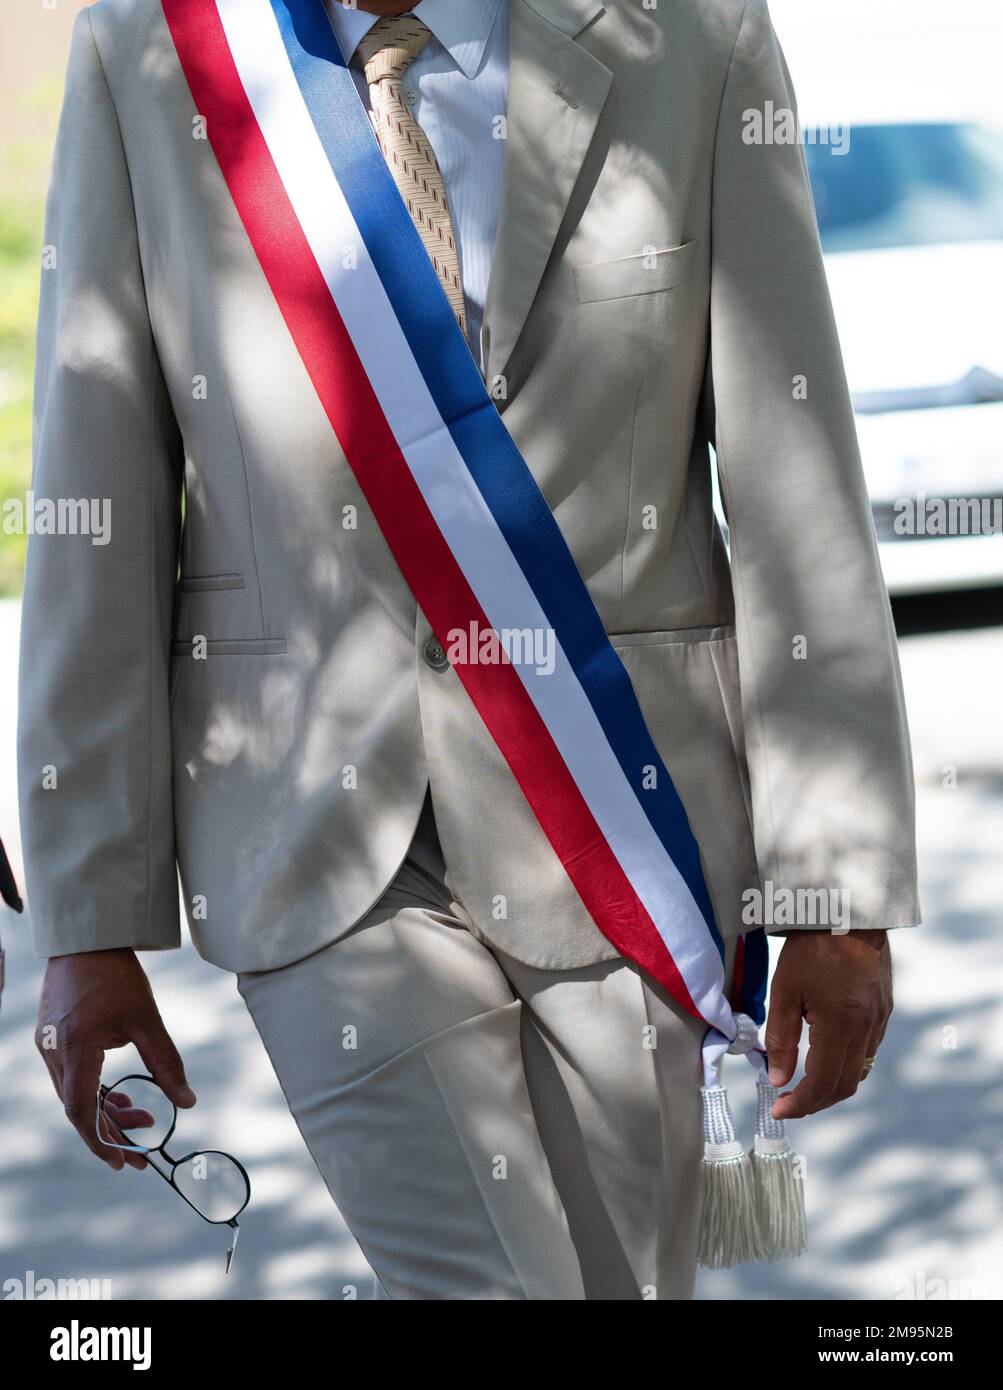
left=96, top=1072, right=251, bottom=1261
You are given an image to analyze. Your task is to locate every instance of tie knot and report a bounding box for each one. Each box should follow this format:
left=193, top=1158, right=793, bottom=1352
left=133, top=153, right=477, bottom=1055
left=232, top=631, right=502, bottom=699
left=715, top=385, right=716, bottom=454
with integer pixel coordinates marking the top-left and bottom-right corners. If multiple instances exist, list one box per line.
left=356, top=14, right=432, bottom=85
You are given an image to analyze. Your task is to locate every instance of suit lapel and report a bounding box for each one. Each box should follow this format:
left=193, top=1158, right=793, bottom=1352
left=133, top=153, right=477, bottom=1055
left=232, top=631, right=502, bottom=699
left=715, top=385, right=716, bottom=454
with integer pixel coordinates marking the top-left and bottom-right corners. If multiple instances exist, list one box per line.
left=481, top=0, right=611, bottom=384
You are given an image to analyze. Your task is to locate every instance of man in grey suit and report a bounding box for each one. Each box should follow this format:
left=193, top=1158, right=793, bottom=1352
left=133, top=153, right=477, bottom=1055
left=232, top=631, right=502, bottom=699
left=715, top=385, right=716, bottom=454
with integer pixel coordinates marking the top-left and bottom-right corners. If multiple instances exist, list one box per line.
left=19, top=0, right=915, bottom=1298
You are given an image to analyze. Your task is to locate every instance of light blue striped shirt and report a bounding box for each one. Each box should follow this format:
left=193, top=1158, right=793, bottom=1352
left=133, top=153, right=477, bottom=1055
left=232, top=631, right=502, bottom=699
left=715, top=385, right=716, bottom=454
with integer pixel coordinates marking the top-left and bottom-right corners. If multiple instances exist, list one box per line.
left=325, top=0, right=509, bottom=367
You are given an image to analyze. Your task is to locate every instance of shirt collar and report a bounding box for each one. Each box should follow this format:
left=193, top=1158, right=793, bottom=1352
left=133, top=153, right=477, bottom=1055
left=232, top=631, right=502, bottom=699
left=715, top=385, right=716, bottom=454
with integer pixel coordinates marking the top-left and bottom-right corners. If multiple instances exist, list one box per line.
left=326, top=0, right=502, bottom=80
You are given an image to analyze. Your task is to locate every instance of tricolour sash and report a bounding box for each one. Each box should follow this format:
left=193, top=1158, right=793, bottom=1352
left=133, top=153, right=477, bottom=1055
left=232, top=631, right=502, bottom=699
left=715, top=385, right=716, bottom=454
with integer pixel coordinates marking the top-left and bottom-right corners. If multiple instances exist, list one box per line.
left=162, top=0, right=804, bottom=1264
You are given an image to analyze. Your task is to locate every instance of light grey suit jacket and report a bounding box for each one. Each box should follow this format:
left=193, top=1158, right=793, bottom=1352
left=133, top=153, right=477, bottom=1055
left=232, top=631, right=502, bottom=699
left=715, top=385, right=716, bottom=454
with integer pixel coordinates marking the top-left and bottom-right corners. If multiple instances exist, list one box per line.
left=18, top=0, right=920, bottom=972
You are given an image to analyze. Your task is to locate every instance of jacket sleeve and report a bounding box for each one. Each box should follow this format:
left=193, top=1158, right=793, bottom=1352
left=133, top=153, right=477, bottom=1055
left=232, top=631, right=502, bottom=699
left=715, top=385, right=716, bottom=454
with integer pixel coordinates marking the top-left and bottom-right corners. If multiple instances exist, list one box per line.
left=706, top=0, right=920, bottom=932
left=18, top=9, right=184, bottom=957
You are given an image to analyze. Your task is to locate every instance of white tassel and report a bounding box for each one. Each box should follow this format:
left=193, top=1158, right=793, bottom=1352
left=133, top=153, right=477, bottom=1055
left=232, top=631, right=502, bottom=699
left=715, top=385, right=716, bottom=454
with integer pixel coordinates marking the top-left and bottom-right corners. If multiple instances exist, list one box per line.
left=752, top=1079, right=806, bottom=1260
left=697, top=1084, right=765, bottom=1268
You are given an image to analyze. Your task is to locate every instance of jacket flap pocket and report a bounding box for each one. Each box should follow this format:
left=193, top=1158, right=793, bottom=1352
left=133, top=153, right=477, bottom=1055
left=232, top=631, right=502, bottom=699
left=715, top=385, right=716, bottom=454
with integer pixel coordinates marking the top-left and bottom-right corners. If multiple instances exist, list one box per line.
left=178, top=573, right=245, bottom=593
left=574, top=241, right=697, bottom=304
left=170, top=637, right=286, bottom=656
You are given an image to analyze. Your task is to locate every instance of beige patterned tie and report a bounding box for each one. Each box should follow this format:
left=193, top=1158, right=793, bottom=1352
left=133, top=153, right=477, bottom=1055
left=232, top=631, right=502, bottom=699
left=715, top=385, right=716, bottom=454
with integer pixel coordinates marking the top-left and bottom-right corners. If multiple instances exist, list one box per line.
left=356, top=16, right=467, bottom=335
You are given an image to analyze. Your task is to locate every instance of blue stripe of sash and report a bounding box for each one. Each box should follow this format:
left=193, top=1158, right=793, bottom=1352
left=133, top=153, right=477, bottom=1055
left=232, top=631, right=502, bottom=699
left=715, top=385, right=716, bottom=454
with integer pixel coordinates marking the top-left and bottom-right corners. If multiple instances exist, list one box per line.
left=270, top=0, right=722, bottom=951
left=739, top=929, right=769, bottom=1026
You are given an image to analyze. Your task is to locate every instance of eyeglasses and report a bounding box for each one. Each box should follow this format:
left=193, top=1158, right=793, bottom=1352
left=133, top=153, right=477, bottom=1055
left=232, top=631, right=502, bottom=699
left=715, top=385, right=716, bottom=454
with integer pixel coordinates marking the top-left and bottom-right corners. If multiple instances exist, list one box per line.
left=96, top=1074, right=251, bottom=1273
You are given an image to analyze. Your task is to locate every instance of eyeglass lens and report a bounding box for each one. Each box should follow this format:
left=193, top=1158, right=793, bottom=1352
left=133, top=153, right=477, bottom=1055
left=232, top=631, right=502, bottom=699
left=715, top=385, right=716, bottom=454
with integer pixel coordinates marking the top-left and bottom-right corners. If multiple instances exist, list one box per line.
left=173, top=1151, right=249, bottom=1223
left=97, top=1076, right=176, bottom=1152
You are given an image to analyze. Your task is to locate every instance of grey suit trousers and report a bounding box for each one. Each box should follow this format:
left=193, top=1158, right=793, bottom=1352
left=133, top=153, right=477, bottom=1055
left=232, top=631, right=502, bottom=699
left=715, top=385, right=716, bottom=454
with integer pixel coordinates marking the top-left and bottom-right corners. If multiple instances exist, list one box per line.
left=237, top=793, right=734, bottom=1300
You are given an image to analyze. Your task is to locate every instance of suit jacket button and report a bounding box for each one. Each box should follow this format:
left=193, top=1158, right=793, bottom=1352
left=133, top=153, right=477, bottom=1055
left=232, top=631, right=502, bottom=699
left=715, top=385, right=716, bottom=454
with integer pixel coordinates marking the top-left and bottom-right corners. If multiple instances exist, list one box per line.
left=423, top=637, right=449, bottom=672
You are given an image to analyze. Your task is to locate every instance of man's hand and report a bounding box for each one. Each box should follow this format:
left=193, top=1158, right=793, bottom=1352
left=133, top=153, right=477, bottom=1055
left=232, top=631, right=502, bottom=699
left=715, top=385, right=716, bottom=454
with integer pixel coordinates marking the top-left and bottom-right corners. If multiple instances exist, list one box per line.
left=36, top=948, right=195, bottom=1170
left=765, top=930, right=892, bottom=1120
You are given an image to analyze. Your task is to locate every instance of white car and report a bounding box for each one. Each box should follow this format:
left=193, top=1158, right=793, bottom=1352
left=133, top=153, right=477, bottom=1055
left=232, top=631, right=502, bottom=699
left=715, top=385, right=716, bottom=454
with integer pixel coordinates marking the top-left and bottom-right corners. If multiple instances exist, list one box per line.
left=805, top=120, right=1003, bottom=595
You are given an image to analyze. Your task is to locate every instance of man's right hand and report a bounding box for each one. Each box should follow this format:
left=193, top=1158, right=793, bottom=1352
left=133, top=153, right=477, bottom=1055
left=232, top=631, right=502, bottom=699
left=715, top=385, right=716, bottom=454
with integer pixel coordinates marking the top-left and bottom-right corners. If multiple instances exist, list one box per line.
left=36, top=948, right=195, bottom=1170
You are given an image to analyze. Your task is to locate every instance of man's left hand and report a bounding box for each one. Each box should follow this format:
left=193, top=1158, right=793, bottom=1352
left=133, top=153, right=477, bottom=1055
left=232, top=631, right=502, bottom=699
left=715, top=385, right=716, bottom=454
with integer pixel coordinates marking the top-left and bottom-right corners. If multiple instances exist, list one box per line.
left=764, top=930, right=892, bottom=1120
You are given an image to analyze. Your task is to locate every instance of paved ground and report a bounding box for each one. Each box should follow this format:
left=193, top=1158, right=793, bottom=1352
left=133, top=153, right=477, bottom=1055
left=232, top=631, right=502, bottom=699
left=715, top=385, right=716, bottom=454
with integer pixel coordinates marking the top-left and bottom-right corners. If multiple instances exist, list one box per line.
left=1, top=594, right=1000, bottom=1301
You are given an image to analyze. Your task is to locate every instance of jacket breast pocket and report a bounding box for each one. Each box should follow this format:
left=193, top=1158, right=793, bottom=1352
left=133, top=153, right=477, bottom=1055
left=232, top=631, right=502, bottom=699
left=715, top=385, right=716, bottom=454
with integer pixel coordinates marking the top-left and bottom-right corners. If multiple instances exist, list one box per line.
left=574, top=240, right=698, bottom=305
